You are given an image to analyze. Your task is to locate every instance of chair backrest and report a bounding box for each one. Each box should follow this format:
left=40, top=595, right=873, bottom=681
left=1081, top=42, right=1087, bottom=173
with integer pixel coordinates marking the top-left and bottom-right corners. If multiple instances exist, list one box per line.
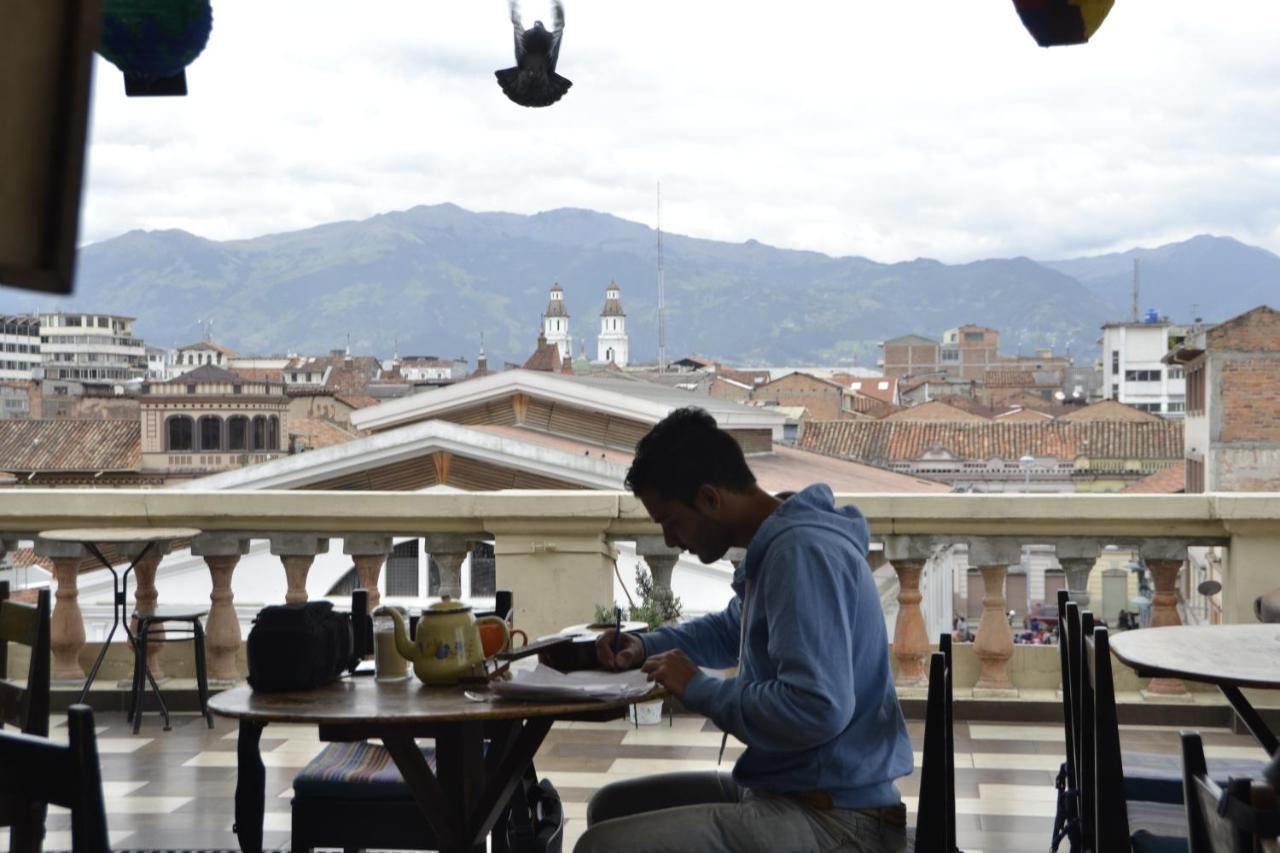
left=1057, top=590, right=1078, bottom=793
left=915, top=650, right=951, bottom=852
left=1181, top=730, right=1280, bottom=853
left=0, top=587, right=52, bottom=737
left=1073, top=607, right=1097, bottom=848
left=1087, top=625, right=1132, bottom=851
left=0, top=705, right=110, bottom=853
left=940, top=632, right=958, bottom=850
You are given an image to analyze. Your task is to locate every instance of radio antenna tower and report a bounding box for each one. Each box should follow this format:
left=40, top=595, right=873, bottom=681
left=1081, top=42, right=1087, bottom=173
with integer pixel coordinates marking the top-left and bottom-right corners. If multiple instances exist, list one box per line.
left=657, top=182, right=667, bottom=374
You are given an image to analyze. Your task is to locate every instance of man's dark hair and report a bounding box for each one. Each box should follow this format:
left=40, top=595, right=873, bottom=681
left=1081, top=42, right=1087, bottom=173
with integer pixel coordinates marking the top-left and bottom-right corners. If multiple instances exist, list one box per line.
left=625, top=407, right=756, bottom=504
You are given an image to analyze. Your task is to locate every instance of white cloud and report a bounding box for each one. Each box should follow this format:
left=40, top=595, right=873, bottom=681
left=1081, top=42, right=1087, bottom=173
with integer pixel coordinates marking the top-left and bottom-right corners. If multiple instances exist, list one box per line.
left=80, top=0, right=1280, bottom=262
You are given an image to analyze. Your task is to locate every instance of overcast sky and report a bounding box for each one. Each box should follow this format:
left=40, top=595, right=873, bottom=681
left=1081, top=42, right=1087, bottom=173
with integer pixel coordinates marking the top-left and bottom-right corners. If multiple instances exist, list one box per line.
left=80, top=1, right=1280, bottom=263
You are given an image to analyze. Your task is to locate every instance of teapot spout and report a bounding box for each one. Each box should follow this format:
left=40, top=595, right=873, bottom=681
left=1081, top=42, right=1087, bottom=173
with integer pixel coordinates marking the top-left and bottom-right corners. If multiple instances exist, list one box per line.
left=384, top=607, right=421, bottom=665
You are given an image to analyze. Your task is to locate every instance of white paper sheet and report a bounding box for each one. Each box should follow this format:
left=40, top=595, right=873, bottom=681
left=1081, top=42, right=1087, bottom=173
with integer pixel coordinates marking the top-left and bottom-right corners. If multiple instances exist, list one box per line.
left=488, top=663, right=656, bottom=703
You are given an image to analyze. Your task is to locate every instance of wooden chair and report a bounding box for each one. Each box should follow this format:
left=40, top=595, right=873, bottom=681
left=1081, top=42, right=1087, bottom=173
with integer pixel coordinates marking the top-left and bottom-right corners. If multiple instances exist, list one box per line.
left=1181, top=731, right=1280, bottom=853
left=1, top=584, right=52, bottom=853
left=0, top=705, right=110, bottom=853
left=1087, top=625, right=1188, bottom=852
left=912, top=633, right=961, bottom=853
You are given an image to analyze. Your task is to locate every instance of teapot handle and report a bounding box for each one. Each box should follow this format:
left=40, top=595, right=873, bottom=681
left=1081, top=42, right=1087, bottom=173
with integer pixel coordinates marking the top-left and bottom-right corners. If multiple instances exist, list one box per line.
left=476, top=615, right=510, bottom=656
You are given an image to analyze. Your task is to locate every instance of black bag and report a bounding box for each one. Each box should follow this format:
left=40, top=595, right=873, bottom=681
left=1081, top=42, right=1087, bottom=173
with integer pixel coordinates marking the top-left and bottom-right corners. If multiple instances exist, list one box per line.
left=246, top=600, right=353, bottom=692
left=505, top=767, right=564, bottom=853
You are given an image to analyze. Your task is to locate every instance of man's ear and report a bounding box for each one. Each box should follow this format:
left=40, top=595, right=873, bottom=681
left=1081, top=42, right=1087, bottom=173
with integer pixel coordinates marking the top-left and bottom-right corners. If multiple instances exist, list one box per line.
left=694, top=483, right=721, bottom=515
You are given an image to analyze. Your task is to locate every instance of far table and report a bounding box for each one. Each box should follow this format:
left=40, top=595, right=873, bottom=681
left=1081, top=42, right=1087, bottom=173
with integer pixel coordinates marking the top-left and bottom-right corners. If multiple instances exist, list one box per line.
left=37, top=527, right=201, bottom=703
left=209, top=675, right=662, bottom=853
left=1109, top=624, right=1280, bottom=754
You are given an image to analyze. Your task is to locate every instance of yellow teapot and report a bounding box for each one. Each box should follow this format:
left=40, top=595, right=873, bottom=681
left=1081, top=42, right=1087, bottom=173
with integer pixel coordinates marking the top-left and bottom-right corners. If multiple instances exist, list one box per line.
left=386, top=596, right=509, bottom=686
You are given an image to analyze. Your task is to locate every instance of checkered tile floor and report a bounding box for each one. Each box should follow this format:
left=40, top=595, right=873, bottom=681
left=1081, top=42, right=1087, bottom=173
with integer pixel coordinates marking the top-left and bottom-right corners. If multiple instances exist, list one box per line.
left=1, top=709, right=1264, bottom=852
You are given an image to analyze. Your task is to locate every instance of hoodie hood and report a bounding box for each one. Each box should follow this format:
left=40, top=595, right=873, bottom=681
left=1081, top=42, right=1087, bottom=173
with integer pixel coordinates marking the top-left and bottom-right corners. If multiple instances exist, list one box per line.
left=733, top=483, right=869, bottom=594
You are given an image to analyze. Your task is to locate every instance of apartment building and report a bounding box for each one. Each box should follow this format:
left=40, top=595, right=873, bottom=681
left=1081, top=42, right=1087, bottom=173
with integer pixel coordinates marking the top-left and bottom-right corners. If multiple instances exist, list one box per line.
left=38, top=312, right=147, bottom=387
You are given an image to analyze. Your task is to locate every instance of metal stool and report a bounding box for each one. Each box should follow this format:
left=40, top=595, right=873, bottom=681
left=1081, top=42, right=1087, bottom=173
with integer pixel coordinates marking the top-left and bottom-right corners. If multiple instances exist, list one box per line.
left=130, top=607, right=214, bottom=733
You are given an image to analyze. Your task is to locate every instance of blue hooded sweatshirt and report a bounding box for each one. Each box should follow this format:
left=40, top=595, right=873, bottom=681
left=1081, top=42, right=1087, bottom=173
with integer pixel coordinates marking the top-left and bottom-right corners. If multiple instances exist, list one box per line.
left=639, top=483, right=913, bottom=809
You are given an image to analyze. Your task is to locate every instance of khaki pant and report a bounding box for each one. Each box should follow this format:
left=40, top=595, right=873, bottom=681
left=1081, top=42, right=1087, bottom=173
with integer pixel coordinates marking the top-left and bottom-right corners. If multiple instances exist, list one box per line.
left=573, top=771, right=908, bottom=853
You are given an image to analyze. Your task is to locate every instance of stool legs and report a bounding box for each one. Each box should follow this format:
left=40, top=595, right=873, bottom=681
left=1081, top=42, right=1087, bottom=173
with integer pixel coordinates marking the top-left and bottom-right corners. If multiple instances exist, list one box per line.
left=192, top=618, right=214, bottom=729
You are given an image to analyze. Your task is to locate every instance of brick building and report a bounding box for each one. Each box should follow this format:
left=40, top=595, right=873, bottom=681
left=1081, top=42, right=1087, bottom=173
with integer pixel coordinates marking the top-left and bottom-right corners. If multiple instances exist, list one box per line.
left=750, top=372, right=850, bottom=420
left=1167, top=306, right=1280, bottom=492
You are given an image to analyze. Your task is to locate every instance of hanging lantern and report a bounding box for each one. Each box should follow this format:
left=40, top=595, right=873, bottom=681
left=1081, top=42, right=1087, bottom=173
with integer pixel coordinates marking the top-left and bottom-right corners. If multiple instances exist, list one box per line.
left=97, top=0, right=212, bottom=96
left=1012, top=0, right=1113, bottom=47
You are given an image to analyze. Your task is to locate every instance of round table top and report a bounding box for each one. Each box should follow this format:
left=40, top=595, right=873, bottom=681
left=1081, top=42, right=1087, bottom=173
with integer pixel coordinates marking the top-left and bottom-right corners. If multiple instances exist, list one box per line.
left=38, top=527, right=201, bottom=544
left=1108, top=624, right=1280, bottom=691
left=208, top=675, right=662, bottom=725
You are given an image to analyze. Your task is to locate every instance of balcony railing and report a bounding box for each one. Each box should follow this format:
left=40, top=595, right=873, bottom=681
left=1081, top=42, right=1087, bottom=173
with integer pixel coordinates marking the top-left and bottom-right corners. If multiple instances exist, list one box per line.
left=1, top=490, right=1277, bottom=700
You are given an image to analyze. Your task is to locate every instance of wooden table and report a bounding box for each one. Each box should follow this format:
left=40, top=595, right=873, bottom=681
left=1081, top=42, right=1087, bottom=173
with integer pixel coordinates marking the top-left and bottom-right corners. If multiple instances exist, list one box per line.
left=37, top=527, right=200, bottom=703
left=209, top=675, right=660, bottom=853
left=1109, top=624, right=1280, bottom=754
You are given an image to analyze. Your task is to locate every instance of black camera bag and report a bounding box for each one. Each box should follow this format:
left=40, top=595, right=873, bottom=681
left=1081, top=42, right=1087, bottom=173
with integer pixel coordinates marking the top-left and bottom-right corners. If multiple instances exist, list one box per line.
left=246, top=600, right=353, bottom=692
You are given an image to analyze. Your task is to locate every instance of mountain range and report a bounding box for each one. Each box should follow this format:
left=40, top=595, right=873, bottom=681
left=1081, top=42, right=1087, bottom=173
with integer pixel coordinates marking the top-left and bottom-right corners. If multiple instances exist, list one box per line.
left=2, top=204, right=1277, bottom=368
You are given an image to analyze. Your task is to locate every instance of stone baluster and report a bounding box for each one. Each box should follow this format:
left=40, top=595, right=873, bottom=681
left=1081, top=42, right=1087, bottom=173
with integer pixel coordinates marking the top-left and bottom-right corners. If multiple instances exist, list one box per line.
left=1054, top=538, right=1101, bottom=610
left=1141, top=540, right=1189, bottom=698
left=192, top=534, right=251, bottom=683
left=35, top=538, right=88, bottom=682
left=633, top=536, right=681, bottom=592
left=344, top=535, right=392, bottom=611
left=884, top=536, right=938, bottom=688
left=125, top=545, right=166, bottom=680
left=969, top=537, right=1021, bottom=695
left=423, top=533, right=476, bottom=600
left=269, top=535, right=330, bottom=605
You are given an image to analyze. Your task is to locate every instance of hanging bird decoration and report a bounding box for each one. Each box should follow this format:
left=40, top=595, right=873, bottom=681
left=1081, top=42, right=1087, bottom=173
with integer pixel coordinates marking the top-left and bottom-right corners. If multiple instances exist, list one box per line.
left=97, top=0, right=212, bottom=96
left=496, top=0, right=572, bottom=108
left=1012, top=0, right=1114, bottom=47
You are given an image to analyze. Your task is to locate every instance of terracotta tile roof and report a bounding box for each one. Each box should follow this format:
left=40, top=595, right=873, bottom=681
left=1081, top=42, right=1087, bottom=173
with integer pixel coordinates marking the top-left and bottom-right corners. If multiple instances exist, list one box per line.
left=800, top=419, right=1184, bottom=463
left=288, top=418, right=359, bottom=450
left=229, top=367, right=284, bottom=383
left=0, top=420, right=140, bottom=472
left=845, top=394, right=899, bottom=418
left=883, top=401, right=989, bottom=422
left=1121, top=464, right=1186, bottom=493
left=983, top=368, right=1056, bottom=388
left=332, top=393, right=379, bottom=409
left=1058, top=399, right=1164, bottom=423
left=522, top=334, right=562, bottom=372
left=995, top=407, right=1056, bottom=422
left=716, top=366, right=770, bottom=386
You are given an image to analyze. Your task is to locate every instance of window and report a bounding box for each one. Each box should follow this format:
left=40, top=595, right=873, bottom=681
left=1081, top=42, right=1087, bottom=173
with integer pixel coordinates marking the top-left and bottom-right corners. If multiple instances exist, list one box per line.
left=964, top=331, right=984, bottom=341
left=941, top=349, right=959, bottom=361
left=97, top=317, right=108, bottom=328
left=228, top=416, right=249, bottom=450
left=251, top=415, right=267, bottom=450
left=1168, top=366, right=1184, bottom=379
left=386, top=540, right=420, bottom=596
left=66, top=316, right=81, bottom=327
left=166, top=416, right=194, bottom=451
left=233, top=384, right=242, bottom=395
left=1167, top=402, right=1185, bottom=413
left=1111, top=384, right=1119, bottom=399
left=198, top=416, right=223, bottom=451
left=267, top=416, right=279, bottom=450
left=187, top=384, right=197, bottom=394
left=1111, top=350, right=1119, bottom=374
left=1124, top=369, right=1161, bottom=382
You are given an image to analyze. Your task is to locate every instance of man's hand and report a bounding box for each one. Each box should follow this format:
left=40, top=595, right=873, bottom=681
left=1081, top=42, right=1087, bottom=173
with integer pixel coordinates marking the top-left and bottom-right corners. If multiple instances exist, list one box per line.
left=596, top=629, right=645, bottom=671
left=640, top=649, right=699, bottom=696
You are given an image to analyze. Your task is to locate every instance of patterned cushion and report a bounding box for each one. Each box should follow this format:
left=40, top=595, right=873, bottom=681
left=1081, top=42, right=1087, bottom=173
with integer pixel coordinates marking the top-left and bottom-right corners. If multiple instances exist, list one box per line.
left=292, top=741, right=435, bottom=801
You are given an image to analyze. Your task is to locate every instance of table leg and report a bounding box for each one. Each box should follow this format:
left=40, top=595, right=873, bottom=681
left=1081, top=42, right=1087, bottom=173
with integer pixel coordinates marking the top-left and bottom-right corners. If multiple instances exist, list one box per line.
left=232, top=720, right=266, bottom=853
left=473, top=717, right=554, bottom=844
left=436, top=720, right=487, bottom=853
left=1219, top=684, right=1280, bottom=755
left=382, top=733, right=465, bottom=852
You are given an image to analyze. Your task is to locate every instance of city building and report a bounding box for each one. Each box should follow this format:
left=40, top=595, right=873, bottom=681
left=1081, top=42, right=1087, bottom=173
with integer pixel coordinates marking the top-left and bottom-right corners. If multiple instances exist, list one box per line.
left=751, top=372, right=851, bottom=420
left=542, top=282, right=572, bottom=362
left=1167, top=305, right=1280, bottom=492
left=1100, top=316, right=1193, bottom=417
left=880, top=325, right=1072, bottom=387
left=392, top=356, right=466, bottom=385
left=172, top=340, right=238, bottom=376
left=145, top=345, right=170, bottom=380
left=0, top=314, right=41, bottom=381
left=138, top=364, right=290, bottom=479
left=37, top=312, right=147, bottom=388
left=595, top=281, right=628, bottom=366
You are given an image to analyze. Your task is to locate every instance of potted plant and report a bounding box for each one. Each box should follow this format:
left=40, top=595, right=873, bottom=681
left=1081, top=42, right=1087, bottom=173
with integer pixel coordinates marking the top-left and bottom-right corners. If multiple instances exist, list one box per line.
left=628, top=562, right=682, bottom=725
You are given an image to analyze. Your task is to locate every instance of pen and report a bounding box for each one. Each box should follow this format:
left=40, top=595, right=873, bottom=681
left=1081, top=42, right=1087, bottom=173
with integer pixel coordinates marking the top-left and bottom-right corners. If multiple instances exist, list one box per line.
left=611, top=606, right=622, bottom=660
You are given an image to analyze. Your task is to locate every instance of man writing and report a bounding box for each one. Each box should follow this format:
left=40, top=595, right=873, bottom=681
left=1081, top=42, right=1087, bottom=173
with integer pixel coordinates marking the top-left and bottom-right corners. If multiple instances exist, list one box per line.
left=575, top=407, right=912, bottom=853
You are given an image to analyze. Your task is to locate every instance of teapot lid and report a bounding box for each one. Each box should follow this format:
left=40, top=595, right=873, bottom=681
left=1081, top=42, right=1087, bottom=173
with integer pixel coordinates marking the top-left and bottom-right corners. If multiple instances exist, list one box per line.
left=426, top=595, right=470, bottom=614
